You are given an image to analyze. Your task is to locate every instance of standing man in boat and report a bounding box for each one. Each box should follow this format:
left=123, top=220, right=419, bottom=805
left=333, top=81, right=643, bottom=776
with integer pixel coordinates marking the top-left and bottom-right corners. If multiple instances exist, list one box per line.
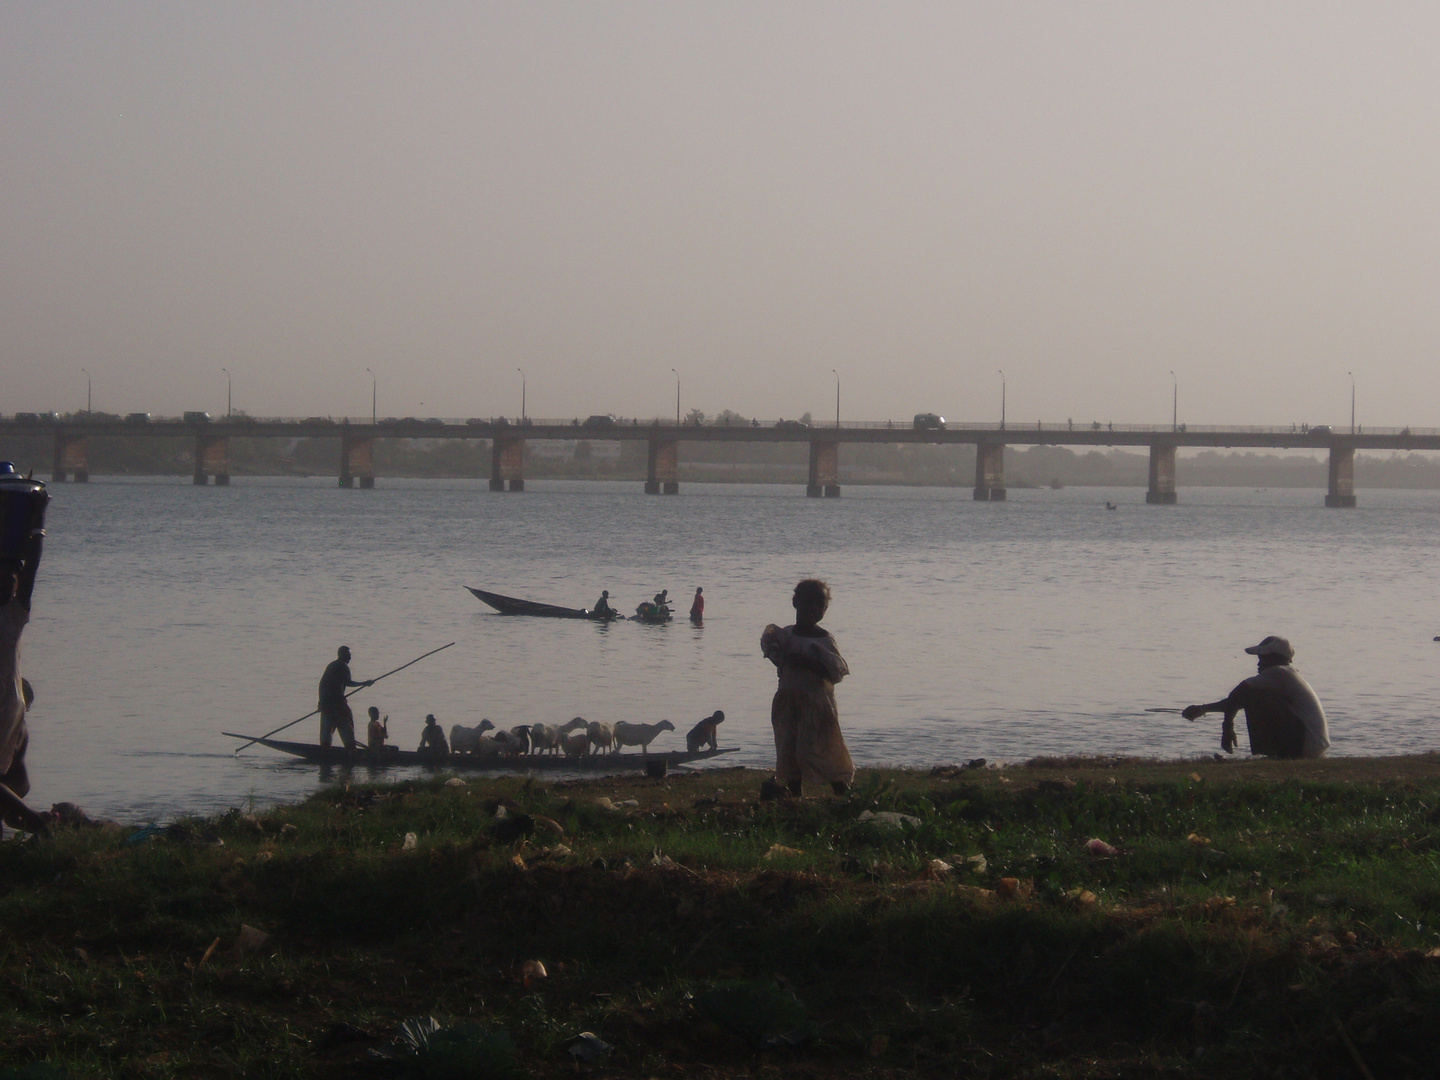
left=318, top=646, right=373, bottom=751
left=1182, top=635, right=1330, bottom=759
left=689, top=587, right=704, bottom=622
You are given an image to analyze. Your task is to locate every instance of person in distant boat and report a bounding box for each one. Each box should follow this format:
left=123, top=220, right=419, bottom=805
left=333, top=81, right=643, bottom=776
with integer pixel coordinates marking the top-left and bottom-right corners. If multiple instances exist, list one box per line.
left=366, top=706, right=389, bottom=751
left=689, top=587, right=704, bottom=622
left=417, top=713, right=449, bottom=756
left=1182, top=636, right=1330, bottom=759
left=0, top=509, right=55, bottom=834
left=318, top=646, right=372, bottom=751
left=593, top=590, right=615, bottom=617
left=685, top=709, right=724, bottom=753
left=761, top=579, right=854, bottom=798
left=653, top=589, right=670, bottom=614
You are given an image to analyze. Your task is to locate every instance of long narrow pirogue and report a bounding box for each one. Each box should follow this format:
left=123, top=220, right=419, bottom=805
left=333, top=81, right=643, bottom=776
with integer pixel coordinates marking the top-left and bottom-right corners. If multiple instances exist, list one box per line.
left=467, top=587, right=672, bottom=623
left=222, top=733, right=736, bottom=771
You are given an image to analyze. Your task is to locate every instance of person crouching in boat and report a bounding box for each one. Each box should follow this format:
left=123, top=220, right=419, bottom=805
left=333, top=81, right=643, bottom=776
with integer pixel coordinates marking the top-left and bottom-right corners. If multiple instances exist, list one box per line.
left=761, top=579, right=854, bottom=798
left=1182, top=635, right=1330, bottom=759
left=317, top=646, right=373, bottom=751
left=417, top=713, right=449, bottom=757
left=366, top=706, right=389, bottom=751
left=593, top=590, right=615, bottom=617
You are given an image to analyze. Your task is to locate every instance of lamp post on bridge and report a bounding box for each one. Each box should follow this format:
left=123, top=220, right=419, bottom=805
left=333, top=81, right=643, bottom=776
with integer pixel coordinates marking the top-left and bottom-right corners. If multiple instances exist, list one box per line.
left=222, top=367, right=232, bottom=418
left=1171, top=370, right=1177, bottom=432
left=832, top=369, right=840, bottom=428
left=365, top=368, right=376, bottom=424
left=672, top=367, right=680, bottom=425
left=998, top=370, right=1006, bottom=430
left=80, top=368, right=91, bottom=414
left=1348, top=371, right=1355, bottom=435
left=516, top=367, right=526, bottom=423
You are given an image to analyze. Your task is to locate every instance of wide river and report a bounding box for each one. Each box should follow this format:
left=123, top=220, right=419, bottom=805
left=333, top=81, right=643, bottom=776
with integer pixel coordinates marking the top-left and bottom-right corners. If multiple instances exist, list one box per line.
left=17, top=476, right=1440, bottom=823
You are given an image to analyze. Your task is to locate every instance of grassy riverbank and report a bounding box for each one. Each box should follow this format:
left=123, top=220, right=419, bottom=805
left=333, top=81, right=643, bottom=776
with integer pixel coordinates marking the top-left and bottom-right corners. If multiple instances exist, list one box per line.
left=3, top=756, right=1440, bottom=1078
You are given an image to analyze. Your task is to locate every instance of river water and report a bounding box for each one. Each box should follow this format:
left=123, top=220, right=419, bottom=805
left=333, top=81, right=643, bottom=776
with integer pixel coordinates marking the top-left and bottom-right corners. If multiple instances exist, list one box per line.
left=17, top=476, right=1440, bottom=823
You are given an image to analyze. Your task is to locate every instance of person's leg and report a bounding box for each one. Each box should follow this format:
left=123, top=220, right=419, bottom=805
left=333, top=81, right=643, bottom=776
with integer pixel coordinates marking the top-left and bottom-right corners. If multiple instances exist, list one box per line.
left=319, top=710, right=335, bottom=748
left=771, top=692, right=801, bottom=796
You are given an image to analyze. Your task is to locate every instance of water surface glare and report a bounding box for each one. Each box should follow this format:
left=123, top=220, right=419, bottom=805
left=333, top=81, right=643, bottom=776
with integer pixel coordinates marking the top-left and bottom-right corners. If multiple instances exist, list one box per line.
left=22, top=477, right=1440, bottom=822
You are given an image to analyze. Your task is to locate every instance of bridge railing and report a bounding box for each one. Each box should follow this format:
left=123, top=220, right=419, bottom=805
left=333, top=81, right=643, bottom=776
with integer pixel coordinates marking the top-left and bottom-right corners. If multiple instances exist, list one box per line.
left=6, top=414, right=1440, bottom=438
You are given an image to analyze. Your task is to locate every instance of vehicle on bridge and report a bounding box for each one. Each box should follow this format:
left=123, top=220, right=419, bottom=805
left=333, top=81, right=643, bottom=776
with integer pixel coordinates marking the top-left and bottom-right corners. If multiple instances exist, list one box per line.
left=776, top=418, right=810, bottom=430
left=126, top=412, right=151, bottom=425
left=183, top=411, right=211, bottom=424
left=584, top=414, right=617, bottom=428
left=914, top=413, right=946, bottom=430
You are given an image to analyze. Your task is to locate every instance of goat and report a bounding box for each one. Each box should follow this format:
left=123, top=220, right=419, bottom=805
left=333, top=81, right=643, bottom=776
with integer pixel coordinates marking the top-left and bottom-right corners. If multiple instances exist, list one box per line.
left=560, top=730, right=590, bottom=758
left=685, top=710, right=725, bottom=753
left=449, top=719, right=496, bottom=754
left=586, top=720, right=616, bottom=755
left=613, top=719, right=675, bottom=754
left=493, top=725, right=531, bottom=757
left=528, top=722, right=562, bottom=755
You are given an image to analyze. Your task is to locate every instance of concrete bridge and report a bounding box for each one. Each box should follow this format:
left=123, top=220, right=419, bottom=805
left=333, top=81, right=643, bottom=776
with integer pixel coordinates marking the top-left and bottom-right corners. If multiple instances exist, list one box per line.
left=7, top=414, right=1440, bottom=507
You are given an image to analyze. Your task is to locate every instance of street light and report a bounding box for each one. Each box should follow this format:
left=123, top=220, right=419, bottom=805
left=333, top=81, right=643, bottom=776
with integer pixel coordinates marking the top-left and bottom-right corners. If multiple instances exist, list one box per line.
left=365, top=368, right=376, bottom=424
left=516, top=367, right=526, bottom=422
left=222, top=367, right=232, bottom=418
left=1170, top=370, right=1177, bottom=432
left=671, top=367, right=680, bottom=425
left=832, top=369, right=840, bottom=428
left=1348, top=371, right=1355, bottom=434
left=81, top=368, right=91, bottom=413
left=998, top=369, right=1006, bottom=430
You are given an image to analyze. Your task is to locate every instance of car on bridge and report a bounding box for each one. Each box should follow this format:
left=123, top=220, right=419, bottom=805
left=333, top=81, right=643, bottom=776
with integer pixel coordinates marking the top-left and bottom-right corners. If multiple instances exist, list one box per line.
left=583, top=414, right=617, bottom=428
left=775, top=418, right=810, bottom=430
left=914, top=413, right=946, bottom=430
left=1310, top=425, right=1332, bottom=436
left=183, top=411, right=211, bottom=424
left=126, top=412, right=152, bottom=425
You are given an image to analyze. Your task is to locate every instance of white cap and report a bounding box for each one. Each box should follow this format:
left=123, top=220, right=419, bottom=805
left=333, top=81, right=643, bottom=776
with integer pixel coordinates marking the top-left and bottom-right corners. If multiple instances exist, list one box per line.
left=1244, top=635, right=1294, bottom=660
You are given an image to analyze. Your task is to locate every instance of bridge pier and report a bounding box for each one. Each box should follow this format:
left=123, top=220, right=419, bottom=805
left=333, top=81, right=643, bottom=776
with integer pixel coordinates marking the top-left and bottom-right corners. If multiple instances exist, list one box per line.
left=973, top=441, right=1005, bottom=500
left=1146, top=443, right=1177, bottom=504
left=806, top=441, right=840, bottom=497
left=339, top=434, right=374, bottom=489
left=51, top=430, right=89, bottom=482
left=191, top=434, right=229, bottom=485
left=645, top=438, right=679, bottom=494
left=491, top=437, right=525, bottom=491
left=1326, top=444, right=1357, bottom=507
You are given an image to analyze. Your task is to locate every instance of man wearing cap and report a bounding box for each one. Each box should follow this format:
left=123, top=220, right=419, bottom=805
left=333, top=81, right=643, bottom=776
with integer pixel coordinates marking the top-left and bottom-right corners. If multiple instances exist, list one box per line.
left=1182, top=636, right=1330, bottom=759
left=317, top=646, right=372, bottom=751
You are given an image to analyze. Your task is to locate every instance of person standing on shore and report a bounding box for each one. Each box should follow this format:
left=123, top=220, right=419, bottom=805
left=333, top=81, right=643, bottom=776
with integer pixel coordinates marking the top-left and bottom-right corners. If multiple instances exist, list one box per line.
left=318, top=646, right=372, bottom=751
left=761, top=579, right=854, bottom=797
left=0, top=476, right=54, bottom=834
left=689, top=587, right=704, bottom=622
left=1182, top=635, right=1330, bottom=759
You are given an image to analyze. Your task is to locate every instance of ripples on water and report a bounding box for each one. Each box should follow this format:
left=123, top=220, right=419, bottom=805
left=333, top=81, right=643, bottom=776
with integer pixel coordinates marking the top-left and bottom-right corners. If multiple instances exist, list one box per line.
left=21, top=477, right=1440, bottom=821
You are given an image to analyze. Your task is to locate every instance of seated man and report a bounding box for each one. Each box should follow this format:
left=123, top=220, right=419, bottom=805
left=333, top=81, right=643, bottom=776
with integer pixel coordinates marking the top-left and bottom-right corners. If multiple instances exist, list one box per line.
left=593, top=590, right=615, bottom=617
left=417, top=714, right=449, bottom=756
left=1183, top=636, right=1330, bottom=759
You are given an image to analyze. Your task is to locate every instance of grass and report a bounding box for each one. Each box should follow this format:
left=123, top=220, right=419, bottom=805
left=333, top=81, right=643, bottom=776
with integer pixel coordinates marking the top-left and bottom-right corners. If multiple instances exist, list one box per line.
left=2, top=755, right=1440, bottom=1077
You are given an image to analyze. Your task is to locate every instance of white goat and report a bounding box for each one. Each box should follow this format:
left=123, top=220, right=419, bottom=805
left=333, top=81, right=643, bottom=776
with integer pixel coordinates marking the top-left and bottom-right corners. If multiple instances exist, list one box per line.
left=560, top=730, right=590, bottom=758
left=493, top=725, right=531, bottom=757
left=586, top=720, right=616, bottom=755
left=449, top=719, right=496, bottom=754
left=612, top=719, right=675, bottom=753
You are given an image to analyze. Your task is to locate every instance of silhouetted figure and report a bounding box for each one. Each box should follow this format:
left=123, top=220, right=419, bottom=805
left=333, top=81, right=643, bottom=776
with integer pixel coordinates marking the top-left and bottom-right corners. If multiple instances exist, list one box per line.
left=685, top=710, right=725, bottom=753
left=1183, top=636, right=1330, bottom=759
left=318, top=646, right=372, bottom=750
left=593, top=590, right=615, bottom=617
left=689, top=587, right=704, bottom=622
left=366, top=706, right=389, bottom=750
left=761, top=579, right=854, bottom=797
left=417, top=713, right=449, bottom=756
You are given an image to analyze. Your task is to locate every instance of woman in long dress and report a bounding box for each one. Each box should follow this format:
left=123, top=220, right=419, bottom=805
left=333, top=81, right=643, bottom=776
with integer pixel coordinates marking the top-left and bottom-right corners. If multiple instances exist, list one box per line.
left=761, top=579, right=854, bottom=796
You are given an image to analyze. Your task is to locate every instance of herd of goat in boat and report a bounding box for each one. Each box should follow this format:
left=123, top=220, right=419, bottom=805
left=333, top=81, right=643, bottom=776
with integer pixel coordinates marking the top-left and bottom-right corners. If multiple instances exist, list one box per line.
left=448, top=717, right=696, bottom=759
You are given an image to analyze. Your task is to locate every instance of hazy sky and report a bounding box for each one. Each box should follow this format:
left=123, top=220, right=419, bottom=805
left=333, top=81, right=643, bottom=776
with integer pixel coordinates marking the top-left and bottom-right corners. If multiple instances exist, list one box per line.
left=5, top=3, right=1439, bottom=426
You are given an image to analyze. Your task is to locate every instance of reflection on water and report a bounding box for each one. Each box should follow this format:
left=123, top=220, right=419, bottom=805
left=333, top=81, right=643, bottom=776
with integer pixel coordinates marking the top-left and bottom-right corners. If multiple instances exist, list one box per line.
left=20, top=476, right=1440, bottom=821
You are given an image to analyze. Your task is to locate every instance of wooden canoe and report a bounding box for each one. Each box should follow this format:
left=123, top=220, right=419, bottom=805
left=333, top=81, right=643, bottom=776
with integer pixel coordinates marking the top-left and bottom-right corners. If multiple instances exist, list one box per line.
left=224, top=733, right=738, bottom=771
left=467, top=587, right=616, bottom=620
